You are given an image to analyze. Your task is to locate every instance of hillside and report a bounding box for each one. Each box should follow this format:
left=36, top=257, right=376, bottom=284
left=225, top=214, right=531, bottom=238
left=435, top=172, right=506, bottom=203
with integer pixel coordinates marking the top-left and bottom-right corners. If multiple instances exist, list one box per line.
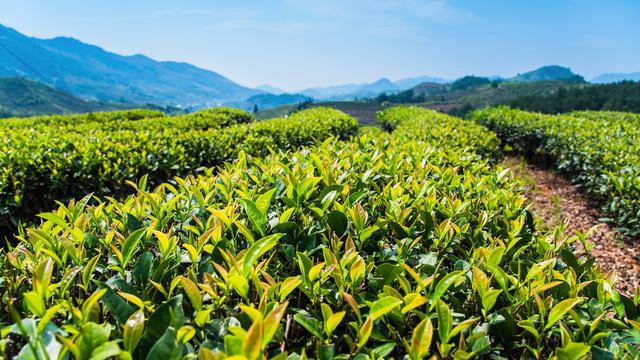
left=509, top=81, right=640, bottom=113
left=0, top=24, right=260, bottom=106
left=509, top=65, right=585, bottom=83
left=0, top=77, right=128, bottom=117
left=406, top=79, right=571, bottom=112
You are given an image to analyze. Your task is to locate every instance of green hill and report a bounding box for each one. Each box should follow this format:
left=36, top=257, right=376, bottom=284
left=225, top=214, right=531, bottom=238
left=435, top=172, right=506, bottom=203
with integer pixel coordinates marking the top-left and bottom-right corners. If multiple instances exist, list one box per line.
left=509, top=65, right=585, bottom=83
left=417, top=80, right=571, bottom=107
left=0, top=77, right=128, bottom=118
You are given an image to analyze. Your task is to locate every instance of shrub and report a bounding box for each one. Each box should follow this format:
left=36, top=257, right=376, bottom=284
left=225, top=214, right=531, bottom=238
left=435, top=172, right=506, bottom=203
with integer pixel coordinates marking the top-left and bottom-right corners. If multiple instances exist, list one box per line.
left=471, top=107, right=640, bottom=236
left=0, top=107, right=357, bottom=236
left=0, top=107, right=637, bottom=359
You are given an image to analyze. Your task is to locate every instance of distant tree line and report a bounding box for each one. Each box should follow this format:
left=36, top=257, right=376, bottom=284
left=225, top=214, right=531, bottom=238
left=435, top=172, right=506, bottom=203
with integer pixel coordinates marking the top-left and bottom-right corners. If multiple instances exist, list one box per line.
left=451, top=76, right=498, bottom=90
left=509, top=81, right=640, bottom=114
left=374, top=89, right=425, bottom=104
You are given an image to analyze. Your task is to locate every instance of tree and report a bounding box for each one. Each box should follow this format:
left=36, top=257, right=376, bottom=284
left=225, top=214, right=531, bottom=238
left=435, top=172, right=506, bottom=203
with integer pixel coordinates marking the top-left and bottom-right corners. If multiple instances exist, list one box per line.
left=451, top=76, right=491, bottom=91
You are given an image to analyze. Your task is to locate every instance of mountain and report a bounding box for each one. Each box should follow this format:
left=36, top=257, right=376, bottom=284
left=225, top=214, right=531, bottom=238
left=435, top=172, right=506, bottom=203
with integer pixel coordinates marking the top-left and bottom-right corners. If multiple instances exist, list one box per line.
left=299, top=83, right=363, bottom=99
left=0, top=77, right=130, bottom=118
left=298, top=76, right=451, bottom=100
left=299, top=78, right=402, bottom=100
left=0, top=24, right=259, bottom=106
left=225, top=93, right=310, bottom=112
left=256, top=85, right=284, bottom=95
left=349, top=78, right=399, bottom=98
left=394, top=76, right=449, bottom=89
left=510, top=65, right=585, bottom=83
left=591, top=72, right=640, bottom=84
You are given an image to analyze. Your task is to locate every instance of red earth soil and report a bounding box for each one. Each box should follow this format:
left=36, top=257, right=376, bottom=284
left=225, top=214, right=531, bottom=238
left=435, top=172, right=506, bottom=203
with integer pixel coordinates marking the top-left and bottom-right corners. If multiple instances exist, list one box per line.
left=505, top=157, right=640, bottom=297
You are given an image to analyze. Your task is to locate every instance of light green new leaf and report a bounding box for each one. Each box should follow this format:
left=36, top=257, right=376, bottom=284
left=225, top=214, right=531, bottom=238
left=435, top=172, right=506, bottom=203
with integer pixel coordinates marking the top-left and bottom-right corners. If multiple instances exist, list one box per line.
left=255, top=188, right=277, bottom=215
left=239, top=198, right=267, bottom=236
left=546, top=298, right=583, bottom=329
left=430, top=270, right=464, bottom=310
left=369, top=296, right=403, bottom=320
left=410, top=317, right=433, bottom=359
left=326, top=312, right=346, bottom=337
left=121, top=228, right=147, bottom=268
left=555, top=342, right=590, bottom=360
left=436, top=300, right=452, bottom=343
left=243, top=233, right=283, bottom=277
left=279, top=277, right=302, bottom=301
left=358, top=316, right=373, bottom=348
left=263, top=302, right=288, bottom=348
left=124, top=310, right=145, bottom=353
left=82, top=254, right=101, bottom=290
left=180, top=277, right=203, bottom=311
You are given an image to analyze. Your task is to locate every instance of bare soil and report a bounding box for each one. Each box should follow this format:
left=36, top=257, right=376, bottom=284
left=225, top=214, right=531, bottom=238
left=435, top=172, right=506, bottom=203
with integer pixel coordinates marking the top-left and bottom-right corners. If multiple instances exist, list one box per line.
left=504, top=156, right=640, bottom=296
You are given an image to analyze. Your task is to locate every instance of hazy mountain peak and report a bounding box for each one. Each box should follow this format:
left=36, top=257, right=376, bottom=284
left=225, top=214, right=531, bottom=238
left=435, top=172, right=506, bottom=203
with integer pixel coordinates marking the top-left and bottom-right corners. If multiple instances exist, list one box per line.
left=372, top=78, right=394, bottom=85
left=591, top=72, right=640, bottom=84
left=256, top=84, right=284, bottom=95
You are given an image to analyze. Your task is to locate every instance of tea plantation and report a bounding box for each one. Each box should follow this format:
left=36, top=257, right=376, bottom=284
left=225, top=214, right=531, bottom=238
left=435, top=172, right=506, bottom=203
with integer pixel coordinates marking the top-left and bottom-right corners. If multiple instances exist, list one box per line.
left=0, top=106, right=639, bottom=359
left=472, top=107, right=640, bottom=236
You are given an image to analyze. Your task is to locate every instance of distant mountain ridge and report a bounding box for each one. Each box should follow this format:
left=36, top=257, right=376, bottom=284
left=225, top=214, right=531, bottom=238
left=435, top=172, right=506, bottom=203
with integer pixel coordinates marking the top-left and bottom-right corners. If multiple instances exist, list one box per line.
left=297, top=76, right=447, bottom=100
left=256, top=85, right=284, bottom=95
left=591, top=72, right=640, bottom=84
left=0, top=24, right=260, bottom=107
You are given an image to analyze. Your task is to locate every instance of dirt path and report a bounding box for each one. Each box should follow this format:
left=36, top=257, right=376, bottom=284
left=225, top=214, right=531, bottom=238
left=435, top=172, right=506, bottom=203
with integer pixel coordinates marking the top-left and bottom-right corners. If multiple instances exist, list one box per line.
left=504, top=156, right=640, bottom=296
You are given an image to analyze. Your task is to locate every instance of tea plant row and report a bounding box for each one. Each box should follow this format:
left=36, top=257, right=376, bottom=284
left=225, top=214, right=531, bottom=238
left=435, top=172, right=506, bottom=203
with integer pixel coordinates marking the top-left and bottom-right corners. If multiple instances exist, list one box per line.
left=0, top=108, right=357, bottom=236
left=472, top=107, right=640, bottom=236
left=0, top=108, right=254, bottom=132
left=0, top=107, right=637, bottom=359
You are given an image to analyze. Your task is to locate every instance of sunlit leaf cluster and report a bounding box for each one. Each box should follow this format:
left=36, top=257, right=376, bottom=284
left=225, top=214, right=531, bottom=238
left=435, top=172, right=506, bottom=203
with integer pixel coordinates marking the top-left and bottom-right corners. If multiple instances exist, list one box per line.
left=0, top=107, right=357, bottom=235
left=0, top=106, right=637, bottom=359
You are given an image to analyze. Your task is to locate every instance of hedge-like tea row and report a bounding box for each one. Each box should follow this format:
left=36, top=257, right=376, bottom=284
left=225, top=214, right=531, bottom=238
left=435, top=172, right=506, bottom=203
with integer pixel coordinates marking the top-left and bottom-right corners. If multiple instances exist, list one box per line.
left=0, top=108, right=357, bottom=235
left=569, top=110, right=640, bottom=124
left=471, top=107, right=640, bottom=236
left=1, top=107, right=637, bottom=359
left=0, top=109, right=167, bottom=128
left=0, top=108, right=254, bottom=132
left=377, top=106, right=502, bottom=162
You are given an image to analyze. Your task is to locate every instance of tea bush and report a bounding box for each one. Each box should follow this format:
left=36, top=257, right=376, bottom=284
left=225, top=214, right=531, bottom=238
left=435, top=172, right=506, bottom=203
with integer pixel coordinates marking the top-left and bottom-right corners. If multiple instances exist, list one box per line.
left=1, top=106, right=637, bottom=359
left=0, top=109, right=167, bottom=129
left=376, top=106, right=502, bottom=162
left=471, top=107, right=640, bottom=236
left=0, top=107, right=357, bottom=235
left=0, top=108, right=254, bottom=132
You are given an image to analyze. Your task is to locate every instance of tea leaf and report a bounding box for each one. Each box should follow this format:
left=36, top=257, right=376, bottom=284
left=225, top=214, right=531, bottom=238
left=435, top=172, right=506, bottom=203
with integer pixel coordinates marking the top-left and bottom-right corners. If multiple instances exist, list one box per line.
left=546, top=298, right=583, bottom=329
left=369, top=296, right=403, bottom=320
left=243, top=233, right=283, bottom=277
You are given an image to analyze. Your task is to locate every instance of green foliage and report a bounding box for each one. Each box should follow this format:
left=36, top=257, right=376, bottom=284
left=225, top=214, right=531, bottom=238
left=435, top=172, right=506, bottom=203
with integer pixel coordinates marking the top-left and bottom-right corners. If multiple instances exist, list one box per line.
left=0, top=77, right=130, bottom=118
left=376, top=105, right=502, bottom=161
left=0, top=107, right=357, bottom=236
left=374, top=89, right=425, bottom=104
left=451, top=76, right=491, bottom=91
left=509, top=81, right=640, bottom=113
left=0, top=106, right=637, bottom=359
left=472, top=106, right=640, bottom=236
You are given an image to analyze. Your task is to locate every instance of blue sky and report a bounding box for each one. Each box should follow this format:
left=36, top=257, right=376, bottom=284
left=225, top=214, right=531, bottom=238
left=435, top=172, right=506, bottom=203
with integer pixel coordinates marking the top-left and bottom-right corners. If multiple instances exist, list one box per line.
left=1, top=0, right=638, bottom=91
